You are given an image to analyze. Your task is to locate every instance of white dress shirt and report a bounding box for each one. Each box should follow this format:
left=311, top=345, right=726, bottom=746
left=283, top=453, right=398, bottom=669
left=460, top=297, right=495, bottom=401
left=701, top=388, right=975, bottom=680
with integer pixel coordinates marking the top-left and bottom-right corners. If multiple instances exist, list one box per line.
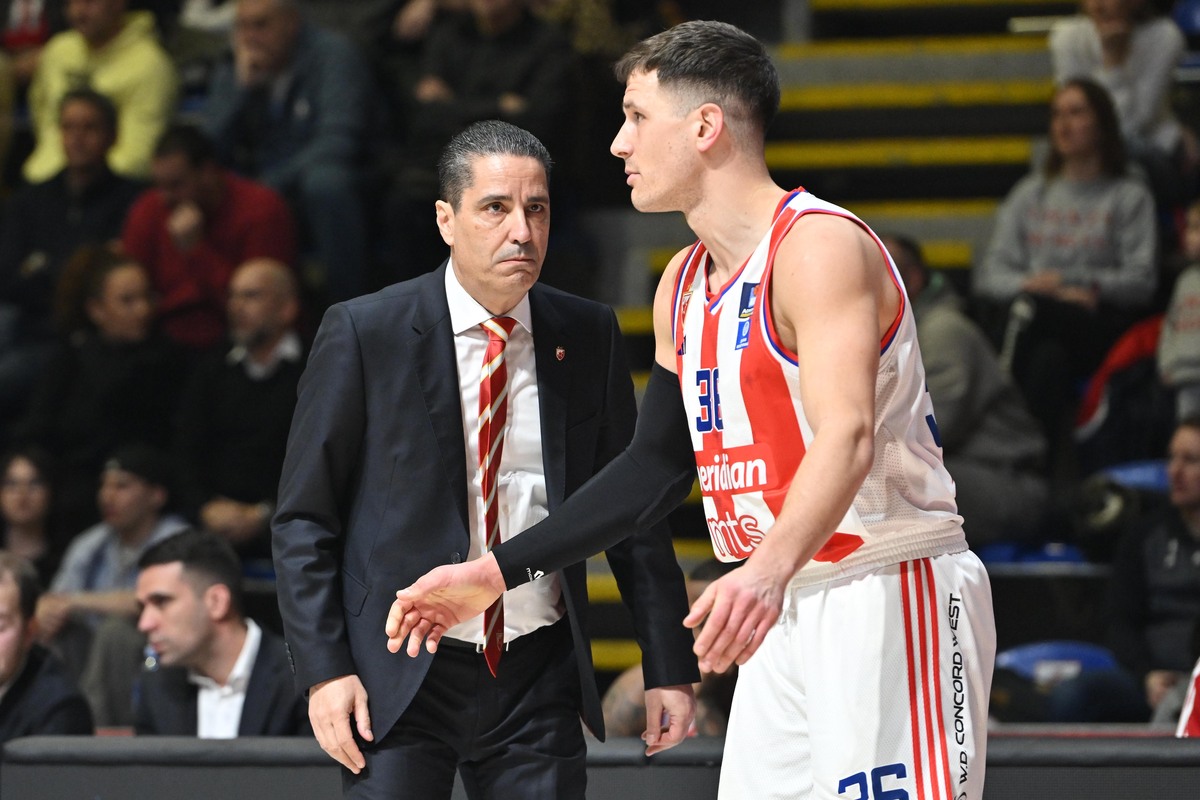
left=441, top=264, right=563, bottom=645
left=190, top=619, right=262, bottom=739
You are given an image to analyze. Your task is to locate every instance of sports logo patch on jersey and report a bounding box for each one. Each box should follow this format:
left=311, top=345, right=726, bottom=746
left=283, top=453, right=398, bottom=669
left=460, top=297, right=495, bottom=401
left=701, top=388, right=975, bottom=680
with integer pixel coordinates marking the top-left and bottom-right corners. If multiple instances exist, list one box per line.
left=735, top=283, right=759, bottom=350
left=738, top=283, right=759, bottom=319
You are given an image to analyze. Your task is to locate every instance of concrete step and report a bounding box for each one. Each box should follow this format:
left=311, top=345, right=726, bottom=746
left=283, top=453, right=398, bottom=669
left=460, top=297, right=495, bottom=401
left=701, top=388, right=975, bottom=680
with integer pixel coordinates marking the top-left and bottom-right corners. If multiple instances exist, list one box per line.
left=810, top=0, right=1076, bottom=39
left=773, top=35, right=1052, bottom=85
left=773, top=78, right=1052, bottom=139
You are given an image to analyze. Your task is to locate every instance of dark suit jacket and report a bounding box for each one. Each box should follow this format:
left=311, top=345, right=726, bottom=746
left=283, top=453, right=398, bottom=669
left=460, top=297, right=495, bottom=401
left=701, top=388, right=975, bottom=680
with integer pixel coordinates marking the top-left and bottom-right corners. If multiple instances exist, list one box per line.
left=273, top=265, right=698, bottom=741
left=0, top=645, right=93, bottom=743
left=134, top=626, right=311, bottom=736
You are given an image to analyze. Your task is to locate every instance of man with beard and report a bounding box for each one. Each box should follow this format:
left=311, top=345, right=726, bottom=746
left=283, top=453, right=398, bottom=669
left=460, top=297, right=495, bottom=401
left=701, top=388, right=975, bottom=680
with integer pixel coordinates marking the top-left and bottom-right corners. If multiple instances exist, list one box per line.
left=173, top=258, right=303, bottom=561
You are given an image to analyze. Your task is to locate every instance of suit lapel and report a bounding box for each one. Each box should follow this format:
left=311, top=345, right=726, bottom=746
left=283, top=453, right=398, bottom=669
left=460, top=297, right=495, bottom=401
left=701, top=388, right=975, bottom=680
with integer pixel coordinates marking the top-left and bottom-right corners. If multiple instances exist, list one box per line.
left=530, top=288, right=568, bottom=510
left=411, top=264, right=470, bottom=533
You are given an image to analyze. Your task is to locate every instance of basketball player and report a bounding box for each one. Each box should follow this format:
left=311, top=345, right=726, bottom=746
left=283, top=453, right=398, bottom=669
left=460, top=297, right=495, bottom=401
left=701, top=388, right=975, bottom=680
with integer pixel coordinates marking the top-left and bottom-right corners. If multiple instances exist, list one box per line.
left=386, top=20, right=997, bottom=798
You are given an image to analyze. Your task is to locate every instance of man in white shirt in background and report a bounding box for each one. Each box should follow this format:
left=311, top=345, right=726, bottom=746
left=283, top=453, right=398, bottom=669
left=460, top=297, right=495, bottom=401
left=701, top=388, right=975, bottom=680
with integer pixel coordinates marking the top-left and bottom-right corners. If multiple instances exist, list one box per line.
left=133, top=527, right=308, bottom=737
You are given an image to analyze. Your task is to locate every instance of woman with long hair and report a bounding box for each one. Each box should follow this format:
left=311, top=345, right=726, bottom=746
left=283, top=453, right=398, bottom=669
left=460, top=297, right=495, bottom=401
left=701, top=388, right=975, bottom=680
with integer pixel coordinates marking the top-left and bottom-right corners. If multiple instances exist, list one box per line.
left=973, top=78, right=1159, bottom=480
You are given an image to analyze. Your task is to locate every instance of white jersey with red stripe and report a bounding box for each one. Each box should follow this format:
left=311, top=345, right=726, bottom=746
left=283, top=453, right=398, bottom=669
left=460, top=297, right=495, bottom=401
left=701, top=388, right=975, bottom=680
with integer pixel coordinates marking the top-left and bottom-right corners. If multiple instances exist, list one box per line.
left=1177, top=657, right=1200, bottom=737
left=672, top=188, right=966, bottom=586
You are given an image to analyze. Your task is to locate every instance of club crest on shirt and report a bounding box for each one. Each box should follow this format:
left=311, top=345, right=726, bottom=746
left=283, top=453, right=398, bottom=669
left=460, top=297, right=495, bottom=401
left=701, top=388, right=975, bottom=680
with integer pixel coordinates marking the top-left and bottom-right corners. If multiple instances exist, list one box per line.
left=735, top=282, right=758, bottom=350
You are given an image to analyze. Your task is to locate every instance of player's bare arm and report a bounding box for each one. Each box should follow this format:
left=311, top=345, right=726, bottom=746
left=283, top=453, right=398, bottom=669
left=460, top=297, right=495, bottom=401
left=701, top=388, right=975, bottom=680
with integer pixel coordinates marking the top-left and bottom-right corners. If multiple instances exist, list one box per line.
left=388, top=248, right=697, bottom=654
left=651, top=247, right=691, bottom=372
left=686, top=214, right=896, bottom=673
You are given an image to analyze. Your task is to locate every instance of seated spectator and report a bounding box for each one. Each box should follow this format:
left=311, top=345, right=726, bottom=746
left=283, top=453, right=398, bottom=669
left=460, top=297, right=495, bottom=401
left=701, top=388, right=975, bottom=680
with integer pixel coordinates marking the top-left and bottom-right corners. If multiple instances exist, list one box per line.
left=884, top=234, right=1049, bottom=545
left=122, top=124, right=296, bottom=351
left=133, top=528, right=309, bottom=736
left=382, top=0, right=575, bottom=284
left=12, top=246, right=186, bottom=533
left=0, top=551, right=93, bottom=743
left=601, top=559, right=738, bottom=738
left=0, top=0, right=66, bottom=92
left=201, top=0, right=371, bottom=303
left=173, top=257, right=302, bottom=561
left=1050, top=0, right=1196, bottom=209
left=36, top=443, right=187, bottom=679
left=0, top=88, right=144, bottom=429
left=973, top=77, right=1157, bottom=480
left=1159, top=199, right=1200, bottom=420
left=0, top=447, right=65, bottom=587
left=1048, top=416, right=1200, bottom=722
left=0, top=0, right=66, bottom=176
left=24, top=0, right=178, bottom=183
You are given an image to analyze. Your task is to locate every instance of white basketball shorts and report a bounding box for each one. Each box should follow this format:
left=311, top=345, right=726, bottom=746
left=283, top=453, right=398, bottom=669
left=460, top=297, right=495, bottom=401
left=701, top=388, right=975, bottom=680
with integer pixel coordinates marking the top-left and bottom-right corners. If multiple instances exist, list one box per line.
left=719, top=550, right=995, bottom=800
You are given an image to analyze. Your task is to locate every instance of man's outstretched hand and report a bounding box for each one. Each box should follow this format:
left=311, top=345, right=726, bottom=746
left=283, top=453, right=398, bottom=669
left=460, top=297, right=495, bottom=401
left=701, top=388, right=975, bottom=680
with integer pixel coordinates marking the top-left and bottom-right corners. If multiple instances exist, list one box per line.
left=385, top=553, right=507, bottom=656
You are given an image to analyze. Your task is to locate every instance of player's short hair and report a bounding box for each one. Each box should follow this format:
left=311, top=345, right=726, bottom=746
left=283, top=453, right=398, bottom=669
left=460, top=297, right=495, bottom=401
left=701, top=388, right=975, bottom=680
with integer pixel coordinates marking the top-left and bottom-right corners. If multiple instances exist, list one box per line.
left=139, top=529, right=246, bottom=618
left=438, top=120, right=553, bottom=211
left=614, top=20, right=780, bottom=142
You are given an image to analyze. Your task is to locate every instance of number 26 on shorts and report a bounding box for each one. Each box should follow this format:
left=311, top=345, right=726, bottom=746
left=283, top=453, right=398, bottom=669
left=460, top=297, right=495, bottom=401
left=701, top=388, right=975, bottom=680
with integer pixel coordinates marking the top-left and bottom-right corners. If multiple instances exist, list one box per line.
left=838, top=762, right=908, bottom=800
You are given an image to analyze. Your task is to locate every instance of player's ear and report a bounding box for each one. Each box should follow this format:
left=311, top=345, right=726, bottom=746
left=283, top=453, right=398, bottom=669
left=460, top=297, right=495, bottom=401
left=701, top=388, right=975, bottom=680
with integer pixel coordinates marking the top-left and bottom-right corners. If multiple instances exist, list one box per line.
left=694, top=103, right=725, bottom=153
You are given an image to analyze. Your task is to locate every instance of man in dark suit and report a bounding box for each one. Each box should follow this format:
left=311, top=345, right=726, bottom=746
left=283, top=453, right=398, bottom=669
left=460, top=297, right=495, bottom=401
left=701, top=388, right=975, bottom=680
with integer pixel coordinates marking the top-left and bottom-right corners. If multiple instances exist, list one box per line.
left=0, top=551, right=93, bottom=743
left=134, top=528, right=309, bottom=737
left=273, top=120, right=698, bottom=798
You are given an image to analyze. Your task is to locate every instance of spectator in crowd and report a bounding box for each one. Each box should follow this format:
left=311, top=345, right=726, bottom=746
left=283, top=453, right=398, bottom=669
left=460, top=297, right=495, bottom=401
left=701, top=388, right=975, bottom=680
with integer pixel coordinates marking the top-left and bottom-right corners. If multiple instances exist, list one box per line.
left=0, top=0, right=66, bottom=175
left=12, top=247, right=186, bottom=534
left=1050, top=416, right=1200, bottom=722
left=133, top=528, right=309, bottom=736
left=0, top=447, right=65, bottom=587
left=1159, top=199, right=1200, bottom=420
left=37, top=444, right=186, bottom=682
left=0, top=551, right=93, bottom=744
left=24, top=0, right=178, bottom=183
left=0, top=0, right=67, bottom=91
left=0, top=89, right=144, bottom=429
left=201, top=0, right=371, bottom=303
left=884, top=234, right=1049, bottom=546
left=973, top=77, right=1157, bottom=479
left=173, top=257, right=302, bottom=562
left=602, top=558, right=739, bottom=738
left=382, top=0, right=576, bottom=283
left=1050, top=0, right=1196, bottom=208
left=122, top=124, right=296, bottom=351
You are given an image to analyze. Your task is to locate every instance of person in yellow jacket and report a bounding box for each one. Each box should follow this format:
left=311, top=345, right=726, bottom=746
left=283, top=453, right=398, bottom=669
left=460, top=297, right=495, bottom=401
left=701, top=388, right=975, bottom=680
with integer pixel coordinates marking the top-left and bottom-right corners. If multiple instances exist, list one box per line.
left=24, top=0, right=177, bottom=183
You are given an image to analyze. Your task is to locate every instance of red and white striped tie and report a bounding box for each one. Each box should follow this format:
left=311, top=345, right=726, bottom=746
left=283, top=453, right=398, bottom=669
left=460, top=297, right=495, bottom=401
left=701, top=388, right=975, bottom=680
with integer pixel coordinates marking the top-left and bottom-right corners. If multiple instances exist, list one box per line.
left=479, top=316, right=516, bottom=676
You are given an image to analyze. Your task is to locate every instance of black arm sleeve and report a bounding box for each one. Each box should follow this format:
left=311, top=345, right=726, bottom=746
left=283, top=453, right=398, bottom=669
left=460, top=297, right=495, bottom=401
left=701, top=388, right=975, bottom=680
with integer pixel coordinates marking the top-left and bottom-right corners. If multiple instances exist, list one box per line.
left=493, top=362, right=696, bottom=588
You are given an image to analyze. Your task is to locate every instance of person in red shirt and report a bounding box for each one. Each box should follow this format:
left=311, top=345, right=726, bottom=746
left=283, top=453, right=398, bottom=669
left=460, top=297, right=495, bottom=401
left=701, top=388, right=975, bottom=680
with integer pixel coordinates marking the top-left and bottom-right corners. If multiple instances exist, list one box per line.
left=122, top=124, right=296, bottom=351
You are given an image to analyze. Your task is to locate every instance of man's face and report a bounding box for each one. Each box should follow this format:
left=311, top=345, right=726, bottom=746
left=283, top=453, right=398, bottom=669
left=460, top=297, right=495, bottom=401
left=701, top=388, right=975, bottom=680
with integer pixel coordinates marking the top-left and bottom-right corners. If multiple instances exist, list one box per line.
left=151, top=152, right=206, bottom=210
left=436, top=153, right=549, bottom=314
left=611, top=69, right=696, bottom=214
left=227, top=261, right=293, bottom=348
left=137, top=562, right=212, bottom=670
left=97, top=468, right=164, bottom=535
left=1168, top=426, right=1200, bottom=512
left=0, top=576, right=33, bottom=688
left=234, top=0, right=300, bottom=76
left=66, top=0, right=125, bottom=46
left=60, top=100, right=115, bottom=170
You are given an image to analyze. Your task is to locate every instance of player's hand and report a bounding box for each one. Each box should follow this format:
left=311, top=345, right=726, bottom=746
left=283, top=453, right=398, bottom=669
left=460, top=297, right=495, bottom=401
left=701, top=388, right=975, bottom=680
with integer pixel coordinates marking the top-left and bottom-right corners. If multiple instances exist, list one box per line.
left=683, top=561, right=784, bottom=673
left=643, top=684, right=696, bottom=756
left=308, top=674, right=373, bottom=774
left=385, top=554, right=506, bottom=656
